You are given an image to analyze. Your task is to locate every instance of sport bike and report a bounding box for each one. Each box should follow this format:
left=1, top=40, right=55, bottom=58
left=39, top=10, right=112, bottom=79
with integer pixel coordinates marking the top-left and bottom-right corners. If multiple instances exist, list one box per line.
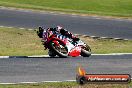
left=42, top=30, right=91, bottom=58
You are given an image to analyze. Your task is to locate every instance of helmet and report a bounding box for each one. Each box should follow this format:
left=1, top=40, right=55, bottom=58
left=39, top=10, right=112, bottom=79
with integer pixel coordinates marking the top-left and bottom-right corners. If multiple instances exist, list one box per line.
left=56, top=26, right=63, bottom=30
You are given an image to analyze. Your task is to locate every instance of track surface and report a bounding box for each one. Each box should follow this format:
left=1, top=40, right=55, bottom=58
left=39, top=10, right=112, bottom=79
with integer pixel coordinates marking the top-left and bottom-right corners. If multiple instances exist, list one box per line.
left=0, top=55, right=132, bottom=83
left=0, top=8, right=132, bottom=39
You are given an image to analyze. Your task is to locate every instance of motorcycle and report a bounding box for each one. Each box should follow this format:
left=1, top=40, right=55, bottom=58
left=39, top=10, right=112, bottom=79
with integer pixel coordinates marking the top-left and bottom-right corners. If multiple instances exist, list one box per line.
left=39, top=28, right=91, bottom=58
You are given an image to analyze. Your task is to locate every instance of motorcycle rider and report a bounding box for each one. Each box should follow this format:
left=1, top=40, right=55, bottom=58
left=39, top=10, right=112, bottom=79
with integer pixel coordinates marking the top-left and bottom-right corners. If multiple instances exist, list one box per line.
left=37, top=26, right=80, bottom=43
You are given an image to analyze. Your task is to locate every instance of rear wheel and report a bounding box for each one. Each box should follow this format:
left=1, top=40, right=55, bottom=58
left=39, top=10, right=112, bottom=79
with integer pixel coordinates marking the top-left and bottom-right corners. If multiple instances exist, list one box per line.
left=81, top=44, right=91, bottom=57
left=50, top=40, right=68, bottom=58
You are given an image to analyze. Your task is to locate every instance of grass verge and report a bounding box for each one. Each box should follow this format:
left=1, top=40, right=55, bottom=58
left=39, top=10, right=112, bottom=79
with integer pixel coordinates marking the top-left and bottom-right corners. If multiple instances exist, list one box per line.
left=0, top=27, right=132, bottom=56
left=0, top=82, right=131, bottom=88
left=0, top=0, right=132, bottom=18
left=0, top=27, right=47, bottom=56
left=80, top=36, right=132, bottom=54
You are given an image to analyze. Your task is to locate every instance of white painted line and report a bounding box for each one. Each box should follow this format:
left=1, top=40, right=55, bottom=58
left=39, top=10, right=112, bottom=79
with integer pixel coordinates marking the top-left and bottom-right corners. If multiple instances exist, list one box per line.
left=114, top=38, right=122, bottom=40
left=82, top=35, right=88, bottom=36
left=59, top=13, right=66, bottom=15
left=28, top=55, right=49, bottom=58
left=0, top=80, right=75, bottom=84
left=28, top=29, right=34, bottom=30
left=49, top=12, right=55, bottom=14
left=0, top=6, right=7, bottom=9
left=90, top=36, right=100, bottom=38
left=0, top=83, right=16, bottom=84
left=71, top=14, right=77, bottom=16
left=92, top=54, right=118, bottom=55
left=7, top=27, right=13, bottom=28
left=92, top=53, right=132, bottom=55
left=40, top=11, right=47, bottom=13
left=90, top=36, right=97, bottom=37
left=8, top=8, right=16, bottom=10
left=64, top=80, right=76, bottom=82
left=124, top=39, right=129, bottom=41
left=19, top=28, right=25, bottom=29
left=42, top=80, right=76, bottom=83
left=0, top=26, right=4, bottom=27
left=0, top=56, right=9, bottom=58
left=19, top=82, right=38, bottom=84
left=42, top=81, right=62, bottom=83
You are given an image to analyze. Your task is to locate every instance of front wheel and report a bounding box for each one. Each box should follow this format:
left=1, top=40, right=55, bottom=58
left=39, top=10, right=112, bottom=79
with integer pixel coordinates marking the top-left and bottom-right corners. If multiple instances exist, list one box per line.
left=49, top=40, right=68, bottom=58
left=81, top=44, right=91, bottom=57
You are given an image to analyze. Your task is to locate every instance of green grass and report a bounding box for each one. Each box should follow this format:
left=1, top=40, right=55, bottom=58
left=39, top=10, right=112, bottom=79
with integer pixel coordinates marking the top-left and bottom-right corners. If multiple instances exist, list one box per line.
left=0, top=82, right=130, bottom=88
left=0, top=82, right=77, bottom=88
left=0, top=0, right=132, bottom=17
left=80, top=37, right=132, bottom=54
left=0, top=27, right=132, bottom=56
left=0, top=27, right=47, bottom=56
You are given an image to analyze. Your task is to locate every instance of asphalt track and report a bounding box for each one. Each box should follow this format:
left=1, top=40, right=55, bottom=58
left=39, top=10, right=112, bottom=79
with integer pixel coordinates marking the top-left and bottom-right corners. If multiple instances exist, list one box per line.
left=0, top=8, right=132, bottom=39
left=0, top=8, right=132, bottom=83
left=0, top=55, right=132, bottom=83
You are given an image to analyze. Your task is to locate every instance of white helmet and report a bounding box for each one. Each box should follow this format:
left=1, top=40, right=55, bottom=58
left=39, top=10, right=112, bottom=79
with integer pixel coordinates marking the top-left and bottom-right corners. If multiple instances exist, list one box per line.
left=57, top=26, right=63, bottom=30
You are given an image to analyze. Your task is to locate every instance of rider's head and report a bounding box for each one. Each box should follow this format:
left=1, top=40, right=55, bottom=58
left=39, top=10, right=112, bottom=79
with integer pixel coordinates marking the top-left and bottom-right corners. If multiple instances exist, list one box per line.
left=56, top=25, right=66, bottom=34
left=56, top=26, right=63, bottom=30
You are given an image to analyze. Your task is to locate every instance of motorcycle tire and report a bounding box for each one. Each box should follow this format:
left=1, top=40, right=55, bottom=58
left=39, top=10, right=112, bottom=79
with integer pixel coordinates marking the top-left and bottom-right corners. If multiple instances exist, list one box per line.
left=49, top=40, right=68, bottom=58
left=81, top=44, right=91, bottom=57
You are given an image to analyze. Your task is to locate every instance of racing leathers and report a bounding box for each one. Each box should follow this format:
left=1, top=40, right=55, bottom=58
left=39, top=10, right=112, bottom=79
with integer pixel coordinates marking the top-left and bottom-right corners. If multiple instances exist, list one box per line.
left=38, top=26, right=79, bottom=41
left=45, top=27, right=79, bottom=41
